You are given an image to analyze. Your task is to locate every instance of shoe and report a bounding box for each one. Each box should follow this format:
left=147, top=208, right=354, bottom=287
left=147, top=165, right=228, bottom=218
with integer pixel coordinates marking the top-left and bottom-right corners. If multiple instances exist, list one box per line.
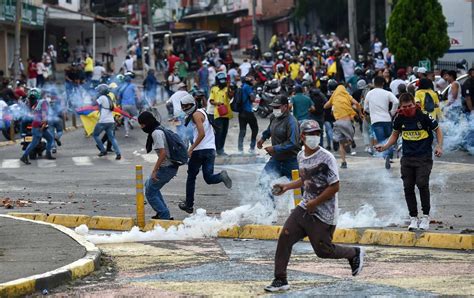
left=264, top=279, right=290, bottom=292
left=125, top=134, right=129, bottom=138
left=217, top=152, right=228, bottom=156
left=325, top=146, right=332, bottom=151
left=221, top=170, right=232, bottom=189
left=20, top=156, right=31, bottom=165
left=98, top=151, right=107, bottom=157
left=178, top=202, right=194, bottom=214
left=238, top=149, right=244, bottom=155
left=107, top=148, right=114, bottom=153
left=408, top=217, right=419, bottom=231
left=419, top=215, right=430, bottom=230
left=52, top=148, right=57, bottom=154
left=385, top=156, right=391, bottom=169
left=115, top=154, right=122, bottom=160
left=341, top=161, right=347, bottom=169
left=348, top=247, right=365, bottom=276
left=46, top=152, right=56, bottom=160
left=151, top=214, right=174, bottom=220
left=248, top=148, right=256, bottom=155
left=55, top=138, right=62, bottom=147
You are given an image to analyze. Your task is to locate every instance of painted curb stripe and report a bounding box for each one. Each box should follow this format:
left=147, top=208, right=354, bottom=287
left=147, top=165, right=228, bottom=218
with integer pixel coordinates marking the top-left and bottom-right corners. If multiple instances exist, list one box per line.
left=0, top=215, right=100, bottom=297
left=8, top=212, right=474, bottom=251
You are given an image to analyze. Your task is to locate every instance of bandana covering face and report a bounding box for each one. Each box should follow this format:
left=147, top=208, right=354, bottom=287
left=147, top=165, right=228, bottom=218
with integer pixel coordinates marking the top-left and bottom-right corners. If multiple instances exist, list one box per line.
left=397, top=104, right=418, bottom=118
left=138, top=111, right=160, bottom=153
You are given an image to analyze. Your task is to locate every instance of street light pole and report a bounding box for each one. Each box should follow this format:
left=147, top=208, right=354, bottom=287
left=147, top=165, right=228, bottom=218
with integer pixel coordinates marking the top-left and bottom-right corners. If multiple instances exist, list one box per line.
left=13, top=0, right=22, bottom=86
left=347, top=0, right=357, bottom=57
left=147, top=0, right=155, bottom=71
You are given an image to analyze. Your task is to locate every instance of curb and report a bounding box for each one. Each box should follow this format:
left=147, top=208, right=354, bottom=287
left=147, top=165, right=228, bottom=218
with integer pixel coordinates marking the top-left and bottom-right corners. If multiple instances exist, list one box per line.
left=8, top=212, right=474, bottom=251
left=0, top=125, right=83, bottom=148
left=0, top=215, right=101, bottom=297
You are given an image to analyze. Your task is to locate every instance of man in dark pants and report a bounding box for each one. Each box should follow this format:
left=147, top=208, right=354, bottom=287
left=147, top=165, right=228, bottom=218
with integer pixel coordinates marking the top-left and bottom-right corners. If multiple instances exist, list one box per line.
left=178, top=94, right=232, bottom=213
left=377, top=93, right=443, bottom=231
left=209, top=72, right=232, bottom=155
left=264, top=120, right=364, bottom=292
left=257, top=95, right=300, bottom=200
left=238, top=76, right=259, bottom=154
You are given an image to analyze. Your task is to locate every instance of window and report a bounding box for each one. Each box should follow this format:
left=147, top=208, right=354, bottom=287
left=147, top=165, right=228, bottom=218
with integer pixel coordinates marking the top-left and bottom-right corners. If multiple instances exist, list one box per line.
left=66, top=0, right=72, bottom=3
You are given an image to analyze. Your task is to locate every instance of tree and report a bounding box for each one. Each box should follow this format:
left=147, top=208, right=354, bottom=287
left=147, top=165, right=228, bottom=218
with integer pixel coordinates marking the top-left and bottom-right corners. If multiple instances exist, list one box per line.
left=386, top=0, right=450, bottom=67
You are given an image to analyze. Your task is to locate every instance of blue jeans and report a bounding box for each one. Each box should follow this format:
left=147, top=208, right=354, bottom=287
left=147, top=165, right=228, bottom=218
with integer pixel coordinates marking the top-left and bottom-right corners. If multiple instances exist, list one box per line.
left=372, top=122, right=393, bottom=158
left=185, top=149, right=223, bottom=207
left=23, top=127, right=54, bottom=158
left=49, top=118, right=63, bottom=148
left=93, top=122, right=121, bottom=155
left=260, top=157, right=299, bottom=200
left=145, top=165, right=178, bottom=219
left=324, top=121, right=334, bottom=148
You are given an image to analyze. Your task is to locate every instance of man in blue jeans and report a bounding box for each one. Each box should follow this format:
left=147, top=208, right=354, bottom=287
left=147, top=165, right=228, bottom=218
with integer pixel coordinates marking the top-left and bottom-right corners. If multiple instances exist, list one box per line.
left=20, top=88, right=56, bottom=165
left=92, top=84, right=121, bottom=160
left=138, top=111, right=177, bottom=220
left=364, top=76, right=399, bottom=169
left=178, top=95, right=232, bottom=214
left=257, top=95, right=301, bottom=200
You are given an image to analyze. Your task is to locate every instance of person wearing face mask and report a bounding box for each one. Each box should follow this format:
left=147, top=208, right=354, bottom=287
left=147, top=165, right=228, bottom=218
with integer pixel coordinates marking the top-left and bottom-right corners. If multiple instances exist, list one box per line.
left=265, top=120, right=364, bottom=292
left=257, top=95, right=301, bottom=200
left=376, top=93, right=443, bottom=231
left=178, top=94, right=232, bottom=214
left=209, top=72, right=233, bottom=155
left=138, top=111, right=177, bottom=220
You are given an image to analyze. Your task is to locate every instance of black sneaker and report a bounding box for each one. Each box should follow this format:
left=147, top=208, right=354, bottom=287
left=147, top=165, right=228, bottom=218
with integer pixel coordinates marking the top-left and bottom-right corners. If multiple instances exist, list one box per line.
left=151, top=214, right=174, bottom=220
left=178, top=202, right=194, bottom=214
left=385, top=156, right=391, bottom=170
left=115, top=154, right=122, bottom=160
left=55, top=138, right=62, bottom=147
left=20, top=155, right=31, bottom=165
left=98, top=151, right=107, bottom=157
left=46, top=153, right=56, bottom=160
left=264, top=279, right=290, bottom=292
left=221, top=170, right=232, bottom=189
left=348, top=247, right=365, bottom=276
left=341, top=161, right=347, bottom=169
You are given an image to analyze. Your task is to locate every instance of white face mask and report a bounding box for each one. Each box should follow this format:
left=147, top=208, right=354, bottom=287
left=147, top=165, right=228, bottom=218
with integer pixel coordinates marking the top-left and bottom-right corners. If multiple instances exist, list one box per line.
left=273, top=108, right=283, bottom=118
left=304, top=135, right=320, bottom=150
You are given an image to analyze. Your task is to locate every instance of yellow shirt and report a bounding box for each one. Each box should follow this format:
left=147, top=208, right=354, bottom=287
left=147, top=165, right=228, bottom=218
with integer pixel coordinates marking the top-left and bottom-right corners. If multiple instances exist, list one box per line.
left=85, top=57, right=94, bottom=72
left=274, top=71, right=287, bottom=80
left=210, top=86, right=233, bottom=119
left=415, top=89, right=442, bottom=120
left=288, top=62, right=301, bottom=80
left=329, top=85, right=356, bottom=120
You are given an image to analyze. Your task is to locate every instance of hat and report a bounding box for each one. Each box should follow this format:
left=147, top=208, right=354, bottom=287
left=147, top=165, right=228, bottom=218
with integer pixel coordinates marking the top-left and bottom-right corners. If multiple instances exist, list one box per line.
left=270, top=95, right=289, bottom=107
left=202, top=60, right=209, bottom=65
left=397, top=68, right=406, bottom=77
left=300, top=120, right=321, bottom=133
left=417, top=67, right=427, bottom=74
left=180, top=92, right=196, bottom=105
left=177, top=82, right=187, bottom=89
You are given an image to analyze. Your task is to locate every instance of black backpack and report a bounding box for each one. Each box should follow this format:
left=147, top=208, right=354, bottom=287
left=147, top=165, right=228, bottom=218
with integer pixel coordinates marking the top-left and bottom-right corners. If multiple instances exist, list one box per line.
left=423, top=92, right=436, bottom=113
left=157, top=126, right=188, bottom=166
left=309, top=89, right=327, bottom=117
left=230, top=87, right=244, bottom=112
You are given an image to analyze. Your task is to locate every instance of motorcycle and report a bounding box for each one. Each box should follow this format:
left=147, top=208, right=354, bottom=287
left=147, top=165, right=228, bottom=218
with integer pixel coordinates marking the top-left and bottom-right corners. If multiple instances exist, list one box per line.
left=1, top=103, right=22, bottom=140
left=255, top=80, right=280, bottom=118
left=20, top=121, right=46, bottom=160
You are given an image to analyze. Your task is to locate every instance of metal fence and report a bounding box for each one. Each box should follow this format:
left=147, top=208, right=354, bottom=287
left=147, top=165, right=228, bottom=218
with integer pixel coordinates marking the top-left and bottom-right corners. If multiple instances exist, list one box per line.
left=435, top=60, right=473, bottom=71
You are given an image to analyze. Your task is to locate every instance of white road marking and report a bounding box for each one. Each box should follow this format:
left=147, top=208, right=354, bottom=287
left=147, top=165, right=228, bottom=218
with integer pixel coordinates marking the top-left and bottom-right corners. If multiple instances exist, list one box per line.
left=1, top=159, right=21, bottom=168
left=72, top=156, right=93, bottom=166
left=37, top=159, right=57, bottom=168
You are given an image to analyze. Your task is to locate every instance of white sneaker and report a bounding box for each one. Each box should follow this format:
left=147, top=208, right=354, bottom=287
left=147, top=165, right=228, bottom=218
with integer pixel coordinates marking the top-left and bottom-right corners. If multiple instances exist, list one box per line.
left=419, top=215, right=430, bottom=230
left=408, top=217, right=418, bottom=231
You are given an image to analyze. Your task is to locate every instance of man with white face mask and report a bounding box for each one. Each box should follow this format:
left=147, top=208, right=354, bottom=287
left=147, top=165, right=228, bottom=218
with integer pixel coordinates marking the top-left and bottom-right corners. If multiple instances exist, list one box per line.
left=257, top=95, right=300, bottom=200
left=264, top=120, right=364, bottom=292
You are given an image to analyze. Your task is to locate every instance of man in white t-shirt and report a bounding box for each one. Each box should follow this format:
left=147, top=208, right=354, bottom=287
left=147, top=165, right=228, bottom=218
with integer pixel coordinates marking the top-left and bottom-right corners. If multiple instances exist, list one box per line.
left=91, top=62, right=106, bottom=85
left=122, top=55, right=134, bottom=73
left=372, top=37, right=382, bottom=55
left=364, top=76, right=399, bottom=169
left=92, top=84, right=121, bottom=160
left=390, top=68, right=407, bottom=96
left=138, top=111, right=177, bottom=220
left=239, top=58, right=251, bottom=77
left=168, top=85, right=193, bottom=146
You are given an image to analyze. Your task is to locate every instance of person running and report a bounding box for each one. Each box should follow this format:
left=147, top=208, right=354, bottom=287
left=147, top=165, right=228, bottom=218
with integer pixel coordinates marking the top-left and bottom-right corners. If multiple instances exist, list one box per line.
left=264, top=120, right=364, bottom=292
left=237, top=76, right=259, bottom=154
left=178, top=94, right=232, bottom=214
left=118, top=73, right=139, bottom=137
left=138, top=111, right=177, bottom=220
left=323, top=80, right=362, bottom=168
left=93, top=84, right=121, bottom=160
left=290, top=85, right=314, bottom=122
left=364, top=76, right=399, bottom=169
left=376, top=93, right=443, bottom=231
left=257, top=95, right=300, bottom=200
left=415, top=78, right=441, bottom=121
left=20, top=88, right=56, bottom=165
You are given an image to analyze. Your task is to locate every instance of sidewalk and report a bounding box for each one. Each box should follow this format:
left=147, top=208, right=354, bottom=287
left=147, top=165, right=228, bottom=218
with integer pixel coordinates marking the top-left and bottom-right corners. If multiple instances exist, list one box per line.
left=0, top=215, right=99, bottom=296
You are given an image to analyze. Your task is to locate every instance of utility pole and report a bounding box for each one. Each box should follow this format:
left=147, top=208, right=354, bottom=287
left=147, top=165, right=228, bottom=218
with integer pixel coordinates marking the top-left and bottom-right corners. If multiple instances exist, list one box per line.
left=347, top=0, right=357, bottom=57
left=252, top=0, right=257, bottom=36
left=147, top=0, right=155, bottom=70
left=13, top=0, right=22, bottom=86
left=370, top=0, right=375, bottom=43
left=138, top=2, right=145, bottom=74
left=385, top=0, right=392, bottom=28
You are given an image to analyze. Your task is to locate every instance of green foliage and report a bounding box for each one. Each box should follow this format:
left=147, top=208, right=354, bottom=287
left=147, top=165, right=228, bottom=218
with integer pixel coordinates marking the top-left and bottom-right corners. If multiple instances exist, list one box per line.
left=386, top=0, right=450, bottom=66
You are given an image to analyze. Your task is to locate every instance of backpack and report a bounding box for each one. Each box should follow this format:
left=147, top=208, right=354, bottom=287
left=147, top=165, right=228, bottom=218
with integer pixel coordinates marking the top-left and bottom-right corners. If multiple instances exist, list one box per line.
left=105, top=94, right=115, bottom=111
left=230, top=87, right=243, bottom=112
left=309, top=89, right=327, bottom=117
left=157, top=126, right=188, bottom=166
left=423, top=92, right=436, bottom=113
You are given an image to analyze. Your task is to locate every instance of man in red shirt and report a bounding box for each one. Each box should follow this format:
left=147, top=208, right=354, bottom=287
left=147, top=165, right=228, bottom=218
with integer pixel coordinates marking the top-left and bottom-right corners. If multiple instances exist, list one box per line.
left=27, top=58, right=38, bottom=88
left=167, top=52, right=180, bottom=75
left=20, top=88, right=55, bottom=164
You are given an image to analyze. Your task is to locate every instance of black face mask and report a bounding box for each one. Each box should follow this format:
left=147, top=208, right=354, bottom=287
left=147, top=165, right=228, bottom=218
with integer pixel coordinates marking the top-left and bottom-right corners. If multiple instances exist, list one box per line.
left=141, top=125, right=156, bottom=134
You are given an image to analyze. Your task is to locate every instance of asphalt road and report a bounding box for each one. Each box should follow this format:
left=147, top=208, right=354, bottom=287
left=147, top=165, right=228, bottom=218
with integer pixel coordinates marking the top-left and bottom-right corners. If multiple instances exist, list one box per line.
left=0, top=103, right=473, bottom=231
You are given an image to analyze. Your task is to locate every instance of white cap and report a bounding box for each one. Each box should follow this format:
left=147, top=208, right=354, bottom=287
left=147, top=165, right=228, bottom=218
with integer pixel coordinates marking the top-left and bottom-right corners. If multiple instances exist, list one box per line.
left=418, top=67, right=427, bottom=74
left=202, top=60, right=209, bottom=65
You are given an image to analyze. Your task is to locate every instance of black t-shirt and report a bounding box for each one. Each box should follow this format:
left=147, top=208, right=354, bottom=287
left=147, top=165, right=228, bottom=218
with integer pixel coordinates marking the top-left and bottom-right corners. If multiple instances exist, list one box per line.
left=393, top=110, right=439, bottom=158
left=462, top=78, right=474, bottom=111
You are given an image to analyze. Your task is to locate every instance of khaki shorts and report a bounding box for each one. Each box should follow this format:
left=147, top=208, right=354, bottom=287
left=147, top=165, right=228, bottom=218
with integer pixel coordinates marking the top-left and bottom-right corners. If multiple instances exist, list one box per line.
left=333, top=119, right=355, bottom=143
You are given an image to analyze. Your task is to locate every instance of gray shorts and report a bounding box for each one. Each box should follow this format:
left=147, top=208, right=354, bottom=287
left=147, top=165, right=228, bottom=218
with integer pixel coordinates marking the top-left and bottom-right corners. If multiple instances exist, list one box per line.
left=333, top=119, right=355, bottom=143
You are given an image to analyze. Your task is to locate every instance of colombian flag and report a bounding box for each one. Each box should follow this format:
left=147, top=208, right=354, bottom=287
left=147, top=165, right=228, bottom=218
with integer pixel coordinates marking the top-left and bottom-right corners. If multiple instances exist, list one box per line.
left=76, top=105, right=133, bottom=136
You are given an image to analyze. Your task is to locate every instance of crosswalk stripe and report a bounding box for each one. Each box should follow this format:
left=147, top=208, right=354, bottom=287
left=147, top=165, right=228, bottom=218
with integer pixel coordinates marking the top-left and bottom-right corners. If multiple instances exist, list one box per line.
left=1, top=159, right=20, bottom=168
left=72, top=156, right=93, bottom=166
left=37, top=159, right=57, bottom=168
